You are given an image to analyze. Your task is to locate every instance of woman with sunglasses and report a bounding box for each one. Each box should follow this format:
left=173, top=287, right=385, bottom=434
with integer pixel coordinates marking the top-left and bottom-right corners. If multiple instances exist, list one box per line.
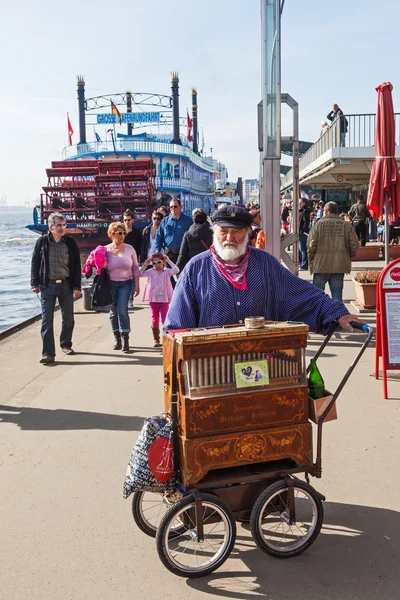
left=139, top=211, right=163, bottom=264
left=139, top=252, right=179, bottom=347
left=106, top=222, right=140, bottom=352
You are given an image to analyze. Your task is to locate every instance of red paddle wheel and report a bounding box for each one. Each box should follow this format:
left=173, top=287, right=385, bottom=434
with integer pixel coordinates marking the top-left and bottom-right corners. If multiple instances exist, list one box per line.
left=39, top=159, right=156, bottom=249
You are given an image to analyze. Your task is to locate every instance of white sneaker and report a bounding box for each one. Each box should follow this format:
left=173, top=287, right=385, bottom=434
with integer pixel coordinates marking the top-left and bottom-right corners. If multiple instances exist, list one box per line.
left=127, top=300, right=134, bottom=309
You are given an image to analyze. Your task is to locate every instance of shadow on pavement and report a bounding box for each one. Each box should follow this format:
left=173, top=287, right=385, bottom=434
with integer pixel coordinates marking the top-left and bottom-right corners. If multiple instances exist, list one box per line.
left=53, top=356, right=163, bottom=366
left=0, top=404, right=145, bottom=431
left=187, top=501, right=398, bottom=600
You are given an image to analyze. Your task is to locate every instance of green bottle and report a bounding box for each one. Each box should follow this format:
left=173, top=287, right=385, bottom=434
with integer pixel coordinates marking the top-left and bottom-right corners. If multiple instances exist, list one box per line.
left=308, top=358, right=325, bottom=399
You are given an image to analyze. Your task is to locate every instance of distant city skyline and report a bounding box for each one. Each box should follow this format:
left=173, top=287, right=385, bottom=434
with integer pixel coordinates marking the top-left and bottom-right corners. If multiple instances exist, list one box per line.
left=1, top=0, right=399, bottom=205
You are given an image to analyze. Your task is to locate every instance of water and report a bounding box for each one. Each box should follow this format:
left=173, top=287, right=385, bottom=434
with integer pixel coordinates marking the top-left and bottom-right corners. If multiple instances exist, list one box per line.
left=0, top=207, right=41, bottom=333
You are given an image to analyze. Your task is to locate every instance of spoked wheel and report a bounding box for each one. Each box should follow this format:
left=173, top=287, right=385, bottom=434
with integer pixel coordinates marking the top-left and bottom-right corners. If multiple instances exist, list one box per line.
left=131, top=490, right=183, bottom=537
left=250, top=479, right=324, bottom=558
left=156, top=493, right=236, bottom=578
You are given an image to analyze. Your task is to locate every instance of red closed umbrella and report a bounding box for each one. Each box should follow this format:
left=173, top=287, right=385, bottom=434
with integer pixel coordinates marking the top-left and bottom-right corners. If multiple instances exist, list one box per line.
left=367, top=82, right=400, bottom=263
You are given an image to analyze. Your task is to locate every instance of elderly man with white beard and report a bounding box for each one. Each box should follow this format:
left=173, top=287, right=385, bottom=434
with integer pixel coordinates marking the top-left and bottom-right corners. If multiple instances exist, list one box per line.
left=164, top=206, right=363, bottom=333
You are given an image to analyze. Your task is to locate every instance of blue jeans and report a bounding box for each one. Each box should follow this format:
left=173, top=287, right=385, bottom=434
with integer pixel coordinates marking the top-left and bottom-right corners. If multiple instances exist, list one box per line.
left=299, top=233, right=308, bottom=269
left=110, top=280, right=131, bottom=333
left=340, top=132, right=345, bottom=147
left=129, top=279, right=135, bottom=303
left=313, top=273, right=344, bottom=302
left=40, top=282, right=74, bottom=357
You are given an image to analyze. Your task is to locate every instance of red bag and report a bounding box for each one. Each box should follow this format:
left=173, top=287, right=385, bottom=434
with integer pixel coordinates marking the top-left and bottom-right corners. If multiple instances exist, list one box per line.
left=147, top=436, right=175, bottom=482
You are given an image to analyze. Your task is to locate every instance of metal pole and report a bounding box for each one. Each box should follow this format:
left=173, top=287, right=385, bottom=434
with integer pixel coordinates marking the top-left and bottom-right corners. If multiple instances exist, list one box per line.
left=192, top=89, right=199, bottom=154
left=126, top=91, right=133, bottom=135
left=260, top=0, right=281, bottom=260
left=77, top=76, right=87, bottom=144
left=385, top=192, right=389, bottom=265
left=171, top=73, right=182, bottom=145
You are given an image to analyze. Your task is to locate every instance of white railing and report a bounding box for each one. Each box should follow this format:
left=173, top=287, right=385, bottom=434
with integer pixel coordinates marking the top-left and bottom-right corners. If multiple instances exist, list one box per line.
left=154, top=176, right=214, bottom=194
left=282, top=112, right=400, bottom=187
left=62, top=140, right=215, bottom=172
left=155, top=176, right=191, bottom=190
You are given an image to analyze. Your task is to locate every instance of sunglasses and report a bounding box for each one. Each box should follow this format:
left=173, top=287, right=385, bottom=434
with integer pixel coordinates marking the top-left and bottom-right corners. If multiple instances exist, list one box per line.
left=114, top=231, right=126, bottom=236
left=153, top=260, right=163, bottom=265
left=170, top=205, right=179, bottom=209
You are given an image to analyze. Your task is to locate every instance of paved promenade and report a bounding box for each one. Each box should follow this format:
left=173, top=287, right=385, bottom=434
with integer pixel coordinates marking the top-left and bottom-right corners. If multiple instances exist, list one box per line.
left=1, top=262, right=399, bottom=600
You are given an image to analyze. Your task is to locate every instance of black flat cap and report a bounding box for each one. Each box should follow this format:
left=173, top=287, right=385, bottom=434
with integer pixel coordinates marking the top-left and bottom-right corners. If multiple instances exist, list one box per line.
left=212, top=205, right=254, bottom=228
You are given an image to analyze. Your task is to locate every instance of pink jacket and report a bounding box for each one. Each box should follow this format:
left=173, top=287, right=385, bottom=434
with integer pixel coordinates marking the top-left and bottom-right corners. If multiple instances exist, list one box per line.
left=140, top=262, right=179, bottom=303
left=82, top=246, right=108, bottom=277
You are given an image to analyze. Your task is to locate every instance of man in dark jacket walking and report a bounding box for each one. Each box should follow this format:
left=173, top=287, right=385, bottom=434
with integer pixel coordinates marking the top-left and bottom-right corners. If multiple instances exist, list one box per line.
left=123, top=209, right=143, bottom=308
left=299, top=199, right=311, bottom=270
left=327, top=103, right=348, bottom=147
left=348, top=196, right=372, bottom=247
left=176, top=208, right=213, bottom=271
left=31, top=213, right=81, bottom=363
left=123, top=210, right=142, bottom=259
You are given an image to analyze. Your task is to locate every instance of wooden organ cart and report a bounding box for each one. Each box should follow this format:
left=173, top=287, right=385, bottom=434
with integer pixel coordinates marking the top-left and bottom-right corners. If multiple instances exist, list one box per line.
left=134, top=319, right=372, bottom=578
left=163, top=322, right=313, bottom=486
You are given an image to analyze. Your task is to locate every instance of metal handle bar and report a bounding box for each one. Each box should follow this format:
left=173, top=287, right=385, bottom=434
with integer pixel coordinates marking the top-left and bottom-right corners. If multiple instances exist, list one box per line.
left=313, top=321, right=374, bottom=476
left=309, top=322, right=373, bottom=415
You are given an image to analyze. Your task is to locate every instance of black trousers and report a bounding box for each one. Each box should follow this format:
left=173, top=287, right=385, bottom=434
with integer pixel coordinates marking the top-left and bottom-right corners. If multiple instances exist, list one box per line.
left=353, top=220, right=367, bottom=246
left=167, top=251, right=179, bottom=288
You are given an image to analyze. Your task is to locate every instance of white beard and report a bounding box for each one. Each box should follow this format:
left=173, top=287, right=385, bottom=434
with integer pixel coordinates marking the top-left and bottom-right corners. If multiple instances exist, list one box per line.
left=213, top=231, right=250, bottom=262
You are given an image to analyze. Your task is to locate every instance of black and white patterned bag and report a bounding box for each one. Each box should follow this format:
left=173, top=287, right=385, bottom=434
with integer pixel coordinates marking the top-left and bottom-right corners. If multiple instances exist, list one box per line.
left=123, top=415, right=176, bottom=498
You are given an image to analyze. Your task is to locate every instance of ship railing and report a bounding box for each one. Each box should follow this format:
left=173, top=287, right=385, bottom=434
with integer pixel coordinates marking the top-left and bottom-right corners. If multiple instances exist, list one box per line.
left=62, top=140, right=215, bottom=172
left=281, top=112, right=400, bottom=188
left=154, top=177, right=214, bottom=194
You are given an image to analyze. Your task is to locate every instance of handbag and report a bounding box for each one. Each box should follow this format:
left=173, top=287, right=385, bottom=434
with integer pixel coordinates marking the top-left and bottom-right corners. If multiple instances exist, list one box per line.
left=123, top=415, right=176, bottom=498
left=91, top=269, right=113, bottom=308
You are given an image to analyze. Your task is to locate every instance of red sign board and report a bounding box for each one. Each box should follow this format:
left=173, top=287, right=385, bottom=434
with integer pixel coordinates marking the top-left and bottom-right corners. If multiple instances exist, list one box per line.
left=375, top=257, right=400, bottom=398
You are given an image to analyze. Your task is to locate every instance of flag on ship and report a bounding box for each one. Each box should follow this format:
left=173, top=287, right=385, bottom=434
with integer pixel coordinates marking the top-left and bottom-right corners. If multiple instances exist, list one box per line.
left=95, top=132, right=102, bottom=142
left=67, top=113, right=74, bottom=146
left=111, top=101, right=122, bottom=125
left=187, top=111, right=192, bottom=142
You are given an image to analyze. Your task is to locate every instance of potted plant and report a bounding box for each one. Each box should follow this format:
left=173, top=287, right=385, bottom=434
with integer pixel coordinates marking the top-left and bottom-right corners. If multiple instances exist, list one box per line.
left=353, top=244, right=382, bottom=261
left=353, top=269, right=381, bottom=309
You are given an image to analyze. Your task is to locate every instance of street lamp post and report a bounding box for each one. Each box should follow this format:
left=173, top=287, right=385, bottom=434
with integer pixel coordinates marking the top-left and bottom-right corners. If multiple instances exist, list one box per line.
left=260, top=0, right=282, bottom=260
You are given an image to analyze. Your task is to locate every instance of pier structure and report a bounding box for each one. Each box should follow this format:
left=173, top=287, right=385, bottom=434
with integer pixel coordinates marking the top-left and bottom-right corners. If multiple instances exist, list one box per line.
left=0, top=263, right=399, bottom=599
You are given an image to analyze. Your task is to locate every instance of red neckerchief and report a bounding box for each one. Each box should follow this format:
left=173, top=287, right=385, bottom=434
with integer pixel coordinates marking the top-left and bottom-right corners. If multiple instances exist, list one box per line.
left=210, top=245, right=249, bottom=290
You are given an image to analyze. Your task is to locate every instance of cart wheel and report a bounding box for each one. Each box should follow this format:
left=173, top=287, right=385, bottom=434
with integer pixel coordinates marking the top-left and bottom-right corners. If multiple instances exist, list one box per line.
left=250, top=479, right=323, bottom=558
left=131, top=490, right=182, bottom=537
left=156, top=493, right=236, bottom=578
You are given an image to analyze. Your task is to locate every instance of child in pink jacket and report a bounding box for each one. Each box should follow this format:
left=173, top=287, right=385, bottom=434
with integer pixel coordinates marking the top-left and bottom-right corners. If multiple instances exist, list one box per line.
left=139, top=252, right=179, bottom=347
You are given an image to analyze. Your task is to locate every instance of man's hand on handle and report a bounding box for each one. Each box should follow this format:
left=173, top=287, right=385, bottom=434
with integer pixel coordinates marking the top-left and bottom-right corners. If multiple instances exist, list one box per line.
left=31, top=287, right=40, bottom=294
left=338, top=314, right=367, bottom=331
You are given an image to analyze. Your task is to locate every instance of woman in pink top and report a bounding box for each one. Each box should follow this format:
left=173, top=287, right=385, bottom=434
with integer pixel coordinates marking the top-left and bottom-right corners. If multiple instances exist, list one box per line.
left=139, top=252, right=179, bottom=347
left=106, top=222, right=140, bottom=352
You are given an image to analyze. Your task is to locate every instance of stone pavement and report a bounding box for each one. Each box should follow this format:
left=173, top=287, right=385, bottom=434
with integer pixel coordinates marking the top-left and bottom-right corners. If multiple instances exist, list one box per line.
left=0, top=261, right=399, bottom=600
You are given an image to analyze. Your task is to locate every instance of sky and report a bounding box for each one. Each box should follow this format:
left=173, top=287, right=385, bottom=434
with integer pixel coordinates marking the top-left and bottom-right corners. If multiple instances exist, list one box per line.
left=1, top=0, right=400, bottom=206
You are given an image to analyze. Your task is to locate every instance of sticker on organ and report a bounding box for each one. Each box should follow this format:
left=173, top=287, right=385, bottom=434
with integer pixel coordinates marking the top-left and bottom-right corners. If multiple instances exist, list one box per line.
left=234, top=360, right=269, bottom=388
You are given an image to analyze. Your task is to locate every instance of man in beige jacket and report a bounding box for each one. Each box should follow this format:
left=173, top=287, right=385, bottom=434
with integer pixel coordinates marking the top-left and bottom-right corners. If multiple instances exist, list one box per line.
left=307, top=201, right=360, bottom=302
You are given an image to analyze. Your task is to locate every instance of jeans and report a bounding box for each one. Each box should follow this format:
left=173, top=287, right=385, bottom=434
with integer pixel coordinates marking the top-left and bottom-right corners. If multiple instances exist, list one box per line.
left=298, top=233, right=308, bottom=269
left=313, top=273, right=344, bottom=302
left=40, top=282, right=75, bottom=357
left=150, top=302, right=169, bottom=328
left=340, top=132, right=346, bottom=147
left=110, top=280, right=132, bottom=333
left=129, top=279, right=135, bottom=303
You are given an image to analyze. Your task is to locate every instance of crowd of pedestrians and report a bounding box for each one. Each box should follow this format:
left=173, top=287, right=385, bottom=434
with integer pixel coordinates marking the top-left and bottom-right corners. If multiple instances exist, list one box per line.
left=31, top=194, right=372, bottom=364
